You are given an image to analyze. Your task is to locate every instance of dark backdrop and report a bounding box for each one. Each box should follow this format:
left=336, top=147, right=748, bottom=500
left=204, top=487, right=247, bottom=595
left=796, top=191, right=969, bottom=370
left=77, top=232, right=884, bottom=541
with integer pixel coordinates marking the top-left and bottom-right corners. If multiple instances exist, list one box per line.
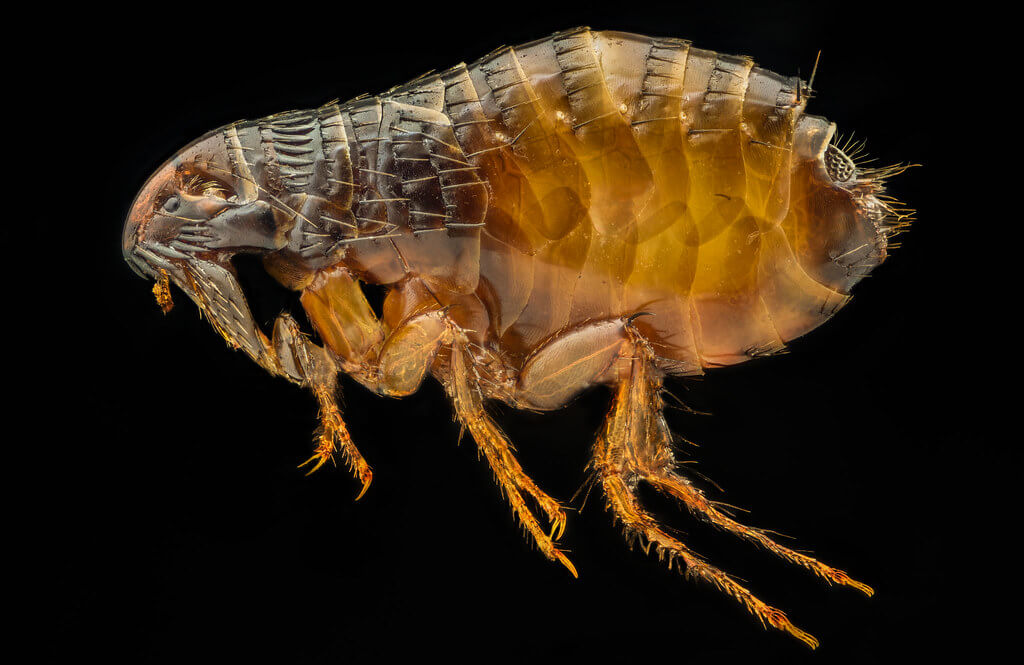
left=41, top=3, right=984, bottom=663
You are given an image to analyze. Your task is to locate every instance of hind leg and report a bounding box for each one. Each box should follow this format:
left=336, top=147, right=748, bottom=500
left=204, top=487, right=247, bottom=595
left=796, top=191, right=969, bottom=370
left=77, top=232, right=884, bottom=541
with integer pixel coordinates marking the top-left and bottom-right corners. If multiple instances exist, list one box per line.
left=640, top=439, right=873, bottom=595
left=591, top=324, right=870, bottom=648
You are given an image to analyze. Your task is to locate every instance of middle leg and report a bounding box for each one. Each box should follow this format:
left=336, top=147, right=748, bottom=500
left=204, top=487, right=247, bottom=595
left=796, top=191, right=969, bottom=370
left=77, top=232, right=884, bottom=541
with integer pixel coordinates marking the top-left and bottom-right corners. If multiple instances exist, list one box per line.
left=301, top=273, right=574, bottom=568
left=443, top=327, right=575, bottom=576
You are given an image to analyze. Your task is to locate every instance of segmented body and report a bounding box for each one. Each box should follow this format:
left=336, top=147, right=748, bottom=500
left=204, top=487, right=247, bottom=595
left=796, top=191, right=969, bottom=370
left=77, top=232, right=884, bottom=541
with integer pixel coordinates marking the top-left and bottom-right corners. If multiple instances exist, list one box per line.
left=211, top=27, right=874, bottom=388
left=124, top=27, right=907, bottom=647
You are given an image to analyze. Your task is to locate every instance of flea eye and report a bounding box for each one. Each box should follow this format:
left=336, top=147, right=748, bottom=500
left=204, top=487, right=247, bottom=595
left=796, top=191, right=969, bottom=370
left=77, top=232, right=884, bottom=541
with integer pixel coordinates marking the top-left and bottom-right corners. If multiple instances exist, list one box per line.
left=824, top=144, right=856, bottom=183
left=162, top=196, right=180, bottom=213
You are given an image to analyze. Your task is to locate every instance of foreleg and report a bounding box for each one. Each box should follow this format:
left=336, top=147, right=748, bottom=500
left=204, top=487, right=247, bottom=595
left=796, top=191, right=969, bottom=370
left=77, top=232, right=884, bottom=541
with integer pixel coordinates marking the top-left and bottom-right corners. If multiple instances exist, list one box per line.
left=271, top=313, right=372, bottom=499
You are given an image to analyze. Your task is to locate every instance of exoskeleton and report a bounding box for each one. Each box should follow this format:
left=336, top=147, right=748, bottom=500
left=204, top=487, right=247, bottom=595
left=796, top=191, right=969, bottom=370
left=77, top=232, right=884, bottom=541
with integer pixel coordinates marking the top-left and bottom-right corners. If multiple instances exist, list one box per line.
left=123, top=28, right=911, bottom=647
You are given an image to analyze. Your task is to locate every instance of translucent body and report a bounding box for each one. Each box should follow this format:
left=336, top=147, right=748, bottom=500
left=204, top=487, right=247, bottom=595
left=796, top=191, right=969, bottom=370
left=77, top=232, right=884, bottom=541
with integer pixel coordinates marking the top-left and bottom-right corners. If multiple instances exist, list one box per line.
left=294, top=30, right=881, bottom=376
left=123, top=28, right=905, bottom=647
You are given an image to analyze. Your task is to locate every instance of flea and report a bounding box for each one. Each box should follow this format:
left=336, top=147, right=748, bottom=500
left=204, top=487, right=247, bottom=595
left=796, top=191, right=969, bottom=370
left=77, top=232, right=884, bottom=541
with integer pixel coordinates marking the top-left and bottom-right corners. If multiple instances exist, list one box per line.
left=123, top=27, right=912, bottom=647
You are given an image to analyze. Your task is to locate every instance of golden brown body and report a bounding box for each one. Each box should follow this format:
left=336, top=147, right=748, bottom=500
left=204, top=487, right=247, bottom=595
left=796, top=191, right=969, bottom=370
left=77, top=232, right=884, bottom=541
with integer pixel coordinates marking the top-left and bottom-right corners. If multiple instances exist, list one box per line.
left=290, top=29, right=880, bottom=380
left=453, top=29, right=843, bottom=371
left=123, top=28, right=907, bottom=647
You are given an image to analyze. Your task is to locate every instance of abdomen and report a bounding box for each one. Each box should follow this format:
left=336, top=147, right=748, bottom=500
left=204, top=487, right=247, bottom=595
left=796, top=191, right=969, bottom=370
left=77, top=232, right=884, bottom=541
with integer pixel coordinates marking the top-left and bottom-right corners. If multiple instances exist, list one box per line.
left=430, top=28, right=838, bottom=372
left=337, top=28, right=850, bottom=373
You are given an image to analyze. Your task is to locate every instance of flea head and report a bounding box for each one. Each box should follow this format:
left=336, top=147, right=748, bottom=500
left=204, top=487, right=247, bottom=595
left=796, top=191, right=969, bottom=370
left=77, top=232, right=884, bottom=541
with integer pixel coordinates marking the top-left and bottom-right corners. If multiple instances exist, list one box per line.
left=784, top=115, right=913, bottom=295
left=122, top=129, right=285, bottom=276
left=123, top=128, right=282, bottom=364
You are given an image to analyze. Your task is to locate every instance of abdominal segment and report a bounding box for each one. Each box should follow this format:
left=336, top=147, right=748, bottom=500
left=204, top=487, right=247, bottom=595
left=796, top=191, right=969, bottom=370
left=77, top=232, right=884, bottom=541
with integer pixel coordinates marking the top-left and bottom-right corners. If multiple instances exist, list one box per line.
left=442, top=28, right=839, bottom=372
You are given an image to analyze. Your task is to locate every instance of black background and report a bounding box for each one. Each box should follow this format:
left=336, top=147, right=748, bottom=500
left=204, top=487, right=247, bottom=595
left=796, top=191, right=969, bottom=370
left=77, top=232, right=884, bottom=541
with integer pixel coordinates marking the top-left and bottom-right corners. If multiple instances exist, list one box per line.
left=37, top=3, right=990, bottom=663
